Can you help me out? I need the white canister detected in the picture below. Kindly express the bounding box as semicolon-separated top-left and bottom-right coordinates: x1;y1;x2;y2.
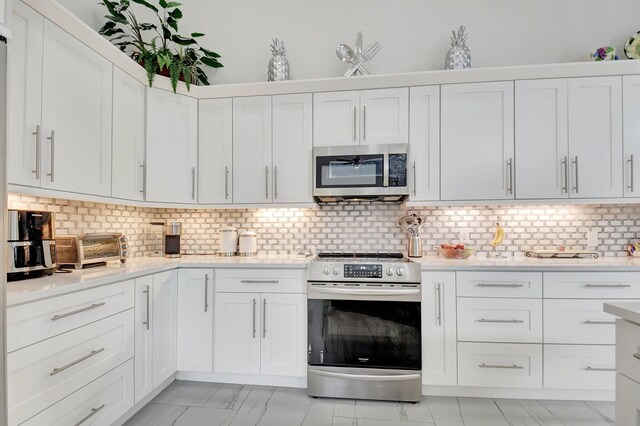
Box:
218;225;238;256
238;230;257;256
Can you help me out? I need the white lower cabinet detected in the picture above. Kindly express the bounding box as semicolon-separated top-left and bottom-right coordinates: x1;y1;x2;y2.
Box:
617;373;640;426
544;344;615;390
177;269;214;372
458;342;543;388
134;275;153;403
421;272;457;386
543;299;618;345
21;359;134;426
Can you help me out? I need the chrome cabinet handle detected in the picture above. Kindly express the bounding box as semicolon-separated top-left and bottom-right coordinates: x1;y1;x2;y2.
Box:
435;283;442;326
73;404;106;426
204;274;209;313
585;366;615;372
46;130;55;182
263;298;267;338
363;105;367;141
507;158;513;195
143;285;150;330
412;161;417;196
252;298;257;338
561;156;568;194
478;318;524;324
50;347;105;376
51;302;106;321
225;166;230;200
353;106;357;142
274;166;278;200
479;363;524;370
633;353;640;360
476;283;524;288
265;166;269;199
628;155;635;193
572;156;579;194
583;320;615;325
139;162;146;194
32;125;41;178
241;279;279;284
584;283;631;288
191;167;196;200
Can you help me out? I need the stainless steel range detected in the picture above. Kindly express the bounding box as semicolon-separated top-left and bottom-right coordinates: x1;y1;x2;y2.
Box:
307;252;422;402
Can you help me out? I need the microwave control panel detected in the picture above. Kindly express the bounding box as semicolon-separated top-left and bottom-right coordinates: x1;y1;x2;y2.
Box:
388;154;407;187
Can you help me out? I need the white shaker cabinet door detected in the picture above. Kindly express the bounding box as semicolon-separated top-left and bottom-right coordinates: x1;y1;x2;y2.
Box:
421;272;457;386
568;76;623;198
260;293;306;377
177;269;214;373
41;21;113;196
360;88;409;145
232;96;272;204
624;75;640;198
112;67;146;201
199;98;233;204
214;292;261;375
8;1;43;187
152;270;178;387
134;276;153;404
441;81;515;201
515;79;569;199
272;93;313;203
409;86;440;201
146;88;198;204
313;91;360;146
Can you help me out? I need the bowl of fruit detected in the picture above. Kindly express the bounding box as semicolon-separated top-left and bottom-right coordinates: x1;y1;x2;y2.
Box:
438;243;476;259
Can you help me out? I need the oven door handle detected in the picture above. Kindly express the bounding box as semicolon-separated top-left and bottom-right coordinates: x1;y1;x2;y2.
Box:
310;288;420;296
309;369;421;382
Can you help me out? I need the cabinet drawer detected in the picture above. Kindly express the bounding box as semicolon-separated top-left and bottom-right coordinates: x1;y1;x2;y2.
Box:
8;310;134;426
544;299;618;344
457;272;542;298
616;318;640;384
544;272;640;298
616;373;640;426
215;268;305;293
457;298;542;343
21;359;134;426
8;280;134;352
458;342;542;388
544;344;615;390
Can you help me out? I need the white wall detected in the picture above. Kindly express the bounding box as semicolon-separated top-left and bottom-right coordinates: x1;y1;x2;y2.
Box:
58;0;640;85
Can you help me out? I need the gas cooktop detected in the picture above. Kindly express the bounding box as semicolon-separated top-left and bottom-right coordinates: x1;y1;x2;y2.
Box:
315;252;411;262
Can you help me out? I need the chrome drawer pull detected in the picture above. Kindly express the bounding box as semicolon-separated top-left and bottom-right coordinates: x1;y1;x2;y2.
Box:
436;283;443;326
73;404;106;426
583;320;615;325
479;363;524;370
476;283;524;288
263;298;267;338
584;284;631;288
204;274;209;313
252;298;257;338
633;353;640;360
585;366;615;372
143;285;150;330
241;280;279;284
51;302;106;321
478;318;524;324
50;347;105;376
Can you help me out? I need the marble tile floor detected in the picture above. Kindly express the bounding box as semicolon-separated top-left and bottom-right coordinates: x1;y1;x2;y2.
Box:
124;380;616;426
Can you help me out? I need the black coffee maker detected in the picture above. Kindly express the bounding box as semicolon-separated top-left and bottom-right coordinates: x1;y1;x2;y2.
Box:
7;210;57;281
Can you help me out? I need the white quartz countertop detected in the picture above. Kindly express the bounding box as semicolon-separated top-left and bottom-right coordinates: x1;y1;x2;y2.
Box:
604;302;640;325
6;255;311;307
415;255;640;271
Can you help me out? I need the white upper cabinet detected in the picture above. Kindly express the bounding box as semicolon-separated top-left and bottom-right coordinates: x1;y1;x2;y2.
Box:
112;67;146;201
41;21;113;196
233;96;272;204
313;88;408;147
146;88;198;204
568;76;623;198
8;1;43;188
272;93;313;203
177;269;213;373
515;79;569;199
441;81;515;201
409;86;440;201
623;75;640;198
199;98;233;204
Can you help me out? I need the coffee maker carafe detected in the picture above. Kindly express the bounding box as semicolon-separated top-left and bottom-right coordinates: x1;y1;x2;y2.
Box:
7;210;57;281
163;221;182;258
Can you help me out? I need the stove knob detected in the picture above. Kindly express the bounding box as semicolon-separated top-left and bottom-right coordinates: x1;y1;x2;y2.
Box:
323;266;331;275
333;267;340;275
386;267;394;276
396;267;405;277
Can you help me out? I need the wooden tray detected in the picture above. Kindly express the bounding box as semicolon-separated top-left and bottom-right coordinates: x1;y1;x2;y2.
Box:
525;250;599;259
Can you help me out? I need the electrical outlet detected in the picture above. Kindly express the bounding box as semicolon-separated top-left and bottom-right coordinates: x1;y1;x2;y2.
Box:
587;230;599;248
459;228;470;243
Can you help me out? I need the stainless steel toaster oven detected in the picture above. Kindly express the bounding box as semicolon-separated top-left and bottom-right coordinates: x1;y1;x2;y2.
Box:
55;233;129;269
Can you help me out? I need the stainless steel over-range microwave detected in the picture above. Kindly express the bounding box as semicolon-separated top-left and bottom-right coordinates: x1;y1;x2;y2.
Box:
312;143;409;203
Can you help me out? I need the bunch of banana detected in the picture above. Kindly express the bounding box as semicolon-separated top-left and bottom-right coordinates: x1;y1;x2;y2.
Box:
490;221;505;247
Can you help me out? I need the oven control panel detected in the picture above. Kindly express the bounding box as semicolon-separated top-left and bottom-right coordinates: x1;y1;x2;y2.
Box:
344;264;382;279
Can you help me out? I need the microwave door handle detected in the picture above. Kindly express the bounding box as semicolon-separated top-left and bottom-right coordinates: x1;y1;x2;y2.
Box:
383;152;389;187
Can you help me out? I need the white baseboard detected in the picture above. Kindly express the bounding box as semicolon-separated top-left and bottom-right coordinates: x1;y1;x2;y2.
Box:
422;384;615;401
176;371;307;388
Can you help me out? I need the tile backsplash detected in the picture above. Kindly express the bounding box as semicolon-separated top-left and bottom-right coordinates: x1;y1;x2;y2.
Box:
9;193;640;257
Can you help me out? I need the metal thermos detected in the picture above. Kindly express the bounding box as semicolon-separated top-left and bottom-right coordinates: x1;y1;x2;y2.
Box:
163;221;182;258
408;235;422;258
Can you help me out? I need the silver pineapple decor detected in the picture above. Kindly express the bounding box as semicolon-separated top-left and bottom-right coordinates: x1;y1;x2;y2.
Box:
445;26;471;70
268;38;290;81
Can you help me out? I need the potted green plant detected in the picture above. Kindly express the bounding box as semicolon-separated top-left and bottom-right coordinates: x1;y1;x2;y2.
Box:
98;0;223;92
